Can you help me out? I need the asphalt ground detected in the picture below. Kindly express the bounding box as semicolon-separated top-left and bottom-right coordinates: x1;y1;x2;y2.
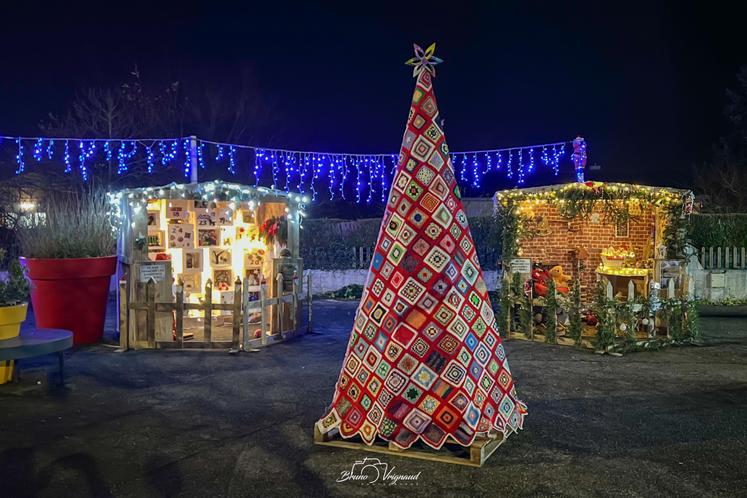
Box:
1;299;745;497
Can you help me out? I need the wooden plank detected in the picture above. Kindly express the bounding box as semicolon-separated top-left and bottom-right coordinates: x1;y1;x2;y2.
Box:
260;284;268;346
146;278;156;349
314;425;503;468
709;247;714;269
175;280;184;348
743;247;746;269
204;279;213;344
700;247;705;267
232;277;242;347
118;279;129;351
717;247;722;269
155;341;235;350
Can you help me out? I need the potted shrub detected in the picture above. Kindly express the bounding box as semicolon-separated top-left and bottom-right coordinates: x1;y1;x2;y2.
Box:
18;189;116;345
0;252;31;383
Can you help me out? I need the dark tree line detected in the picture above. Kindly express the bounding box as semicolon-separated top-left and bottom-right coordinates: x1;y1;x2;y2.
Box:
694;65;747;213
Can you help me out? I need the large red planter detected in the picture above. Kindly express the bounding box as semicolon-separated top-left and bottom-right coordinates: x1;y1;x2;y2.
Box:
21;256;117;345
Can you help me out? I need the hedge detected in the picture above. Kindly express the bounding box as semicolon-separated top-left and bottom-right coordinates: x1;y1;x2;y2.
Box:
301;216;502;270
688;214;747;248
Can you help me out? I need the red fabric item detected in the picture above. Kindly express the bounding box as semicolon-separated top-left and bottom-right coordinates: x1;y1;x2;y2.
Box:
316;66;526;450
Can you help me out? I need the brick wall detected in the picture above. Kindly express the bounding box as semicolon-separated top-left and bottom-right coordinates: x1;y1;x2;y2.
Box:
517;202;657;301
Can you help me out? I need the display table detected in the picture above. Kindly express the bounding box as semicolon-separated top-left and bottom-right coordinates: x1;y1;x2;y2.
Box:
0;328;72;385
596;266;650;299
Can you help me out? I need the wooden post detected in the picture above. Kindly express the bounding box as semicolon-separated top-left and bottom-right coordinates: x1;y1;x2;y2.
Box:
307;272;313;333
204;279;213;344
118;280;129;351
709;247;714;269
742;247;746;269
175;279;184;348
292;271;299;333
242;275;250;350
717;247;722;269
146;278;156;349
700;247;705;268
734;246;738;269
260;283;268;346
232;277;242;347
277;272;284;335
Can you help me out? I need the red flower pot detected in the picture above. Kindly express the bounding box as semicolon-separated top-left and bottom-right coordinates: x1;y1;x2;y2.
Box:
21;256;117;345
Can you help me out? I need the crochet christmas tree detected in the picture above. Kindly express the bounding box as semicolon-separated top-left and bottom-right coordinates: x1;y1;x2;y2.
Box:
316;43;526;450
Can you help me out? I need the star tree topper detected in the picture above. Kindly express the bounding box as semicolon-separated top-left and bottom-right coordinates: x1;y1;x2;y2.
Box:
405;42;443;78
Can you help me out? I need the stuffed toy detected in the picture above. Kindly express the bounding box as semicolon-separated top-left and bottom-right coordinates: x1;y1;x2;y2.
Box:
548;265;571;293
531;267;551;296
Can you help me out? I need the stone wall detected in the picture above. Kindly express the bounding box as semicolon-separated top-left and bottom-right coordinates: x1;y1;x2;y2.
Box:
301;269;500;299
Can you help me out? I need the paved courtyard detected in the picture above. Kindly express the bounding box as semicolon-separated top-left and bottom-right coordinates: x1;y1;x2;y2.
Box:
1;300;746;497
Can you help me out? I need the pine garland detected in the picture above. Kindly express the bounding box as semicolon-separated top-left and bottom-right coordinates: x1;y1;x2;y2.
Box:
593;281;616;351
568;278;583;345
545;279;558;344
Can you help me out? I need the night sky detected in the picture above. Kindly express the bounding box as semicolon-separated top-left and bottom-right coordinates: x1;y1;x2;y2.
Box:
2;2;745;191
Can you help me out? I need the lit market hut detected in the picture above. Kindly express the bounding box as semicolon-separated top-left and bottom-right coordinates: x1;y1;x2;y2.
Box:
495;181;699;352
112;181;307;349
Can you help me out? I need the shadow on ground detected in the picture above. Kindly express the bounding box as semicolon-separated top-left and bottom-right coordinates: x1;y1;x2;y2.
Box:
2;300;746;497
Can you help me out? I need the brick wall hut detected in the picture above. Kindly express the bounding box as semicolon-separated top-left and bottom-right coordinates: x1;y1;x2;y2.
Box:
495;182;693;304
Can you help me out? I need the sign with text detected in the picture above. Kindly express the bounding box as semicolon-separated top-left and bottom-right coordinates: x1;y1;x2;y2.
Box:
139;262;167;283
509;258;531;275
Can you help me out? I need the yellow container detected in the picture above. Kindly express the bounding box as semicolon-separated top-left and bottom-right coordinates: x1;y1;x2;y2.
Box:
0;303;28;384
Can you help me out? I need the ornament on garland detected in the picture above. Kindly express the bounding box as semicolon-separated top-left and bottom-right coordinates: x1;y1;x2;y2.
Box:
258;216;288;246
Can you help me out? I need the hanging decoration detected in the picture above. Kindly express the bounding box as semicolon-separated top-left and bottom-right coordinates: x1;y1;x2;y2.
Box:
1;134;584;203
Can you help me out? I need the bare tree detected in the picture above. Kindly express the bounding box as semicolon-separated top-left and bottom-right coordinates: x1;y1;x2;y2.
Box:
693;140;747;213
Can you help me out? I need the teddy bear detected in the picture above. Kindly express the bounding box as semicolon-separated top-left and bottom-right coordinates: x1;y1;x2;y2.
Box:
548;265;571;294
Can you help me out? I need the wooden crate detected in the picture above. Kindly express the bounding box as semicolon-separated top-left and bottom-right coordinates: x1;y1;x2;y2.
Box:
313;425;504;467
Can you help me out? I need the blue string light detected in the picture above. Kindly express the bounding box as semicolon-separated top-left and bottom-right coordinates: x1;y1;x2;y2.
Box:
117;141;137;175
63;140;72;173
4;135;582;201
158;140;178;167
15;138;25;174
225;143;236;175
254;149;264;186
146;144;156;174
46;139;54;159
182;138;192;178
32;138;43;162
506;150;513;179
528;148;535;174
78;140;97;181
104;141;113;162
471;153;480;189
198;142;206;169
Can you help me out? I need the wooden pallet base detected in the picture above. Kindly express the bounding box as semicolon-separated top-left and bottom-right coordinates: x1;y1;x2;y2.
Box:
313;425;503;467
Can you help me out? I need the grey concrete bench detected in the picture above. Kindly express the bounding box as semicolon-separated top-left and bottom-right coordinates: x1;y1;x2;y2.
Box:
0;329;73;385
